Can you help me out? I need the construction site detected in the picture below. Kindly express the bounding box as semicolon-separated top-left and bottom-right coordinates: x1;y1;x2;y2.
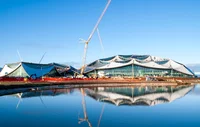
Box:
0;0;199;87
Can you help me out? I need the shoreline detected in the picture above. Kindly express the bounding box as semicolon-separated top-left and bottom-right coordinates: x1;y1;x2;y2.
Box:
0;77;199;89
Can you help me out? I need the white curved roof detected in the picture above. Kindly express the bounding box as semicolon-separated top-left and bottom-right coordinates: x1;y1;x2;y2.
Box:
0;63;21;77
85;55;195;76
0;62;55;77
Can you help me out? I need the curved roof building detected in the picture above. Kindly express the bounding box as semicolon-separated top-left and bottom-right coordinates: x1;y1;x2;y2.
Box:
0;62;78;78
85;55;195;77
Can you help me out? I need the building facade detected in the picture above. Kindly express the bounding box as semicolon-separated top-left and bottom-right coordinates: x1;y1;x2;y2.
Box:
84;55;195;78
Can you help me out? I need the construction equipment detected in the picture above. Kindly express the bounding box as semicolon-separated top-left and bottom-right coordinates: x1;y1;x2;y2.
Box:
80;0;111;75
17;50;23;62
97;28;104;54
39;52;46;64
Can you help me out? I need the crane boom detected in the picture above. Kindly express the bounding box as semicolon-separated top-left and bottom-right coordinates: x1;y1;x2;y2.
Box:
81;0;111;74
17;50;23;62
97;28;104;53
39;52;46;64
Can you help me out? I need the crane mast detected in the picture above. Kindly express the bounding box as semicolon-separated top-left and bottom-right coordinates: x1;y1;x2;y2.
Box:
80;0;111;75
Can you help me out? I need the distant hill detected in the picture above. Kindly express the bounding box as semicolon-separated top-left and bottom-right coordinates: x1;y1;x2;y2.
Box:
187;64;200;77
0;67;2;72
187;64;200;72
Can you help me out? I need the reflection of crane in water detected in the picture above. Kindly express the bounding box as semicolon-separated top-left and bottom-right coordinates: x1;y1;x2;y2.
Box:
78;88;106;127
97;103;105;127
16;93;23;109
78;88;92;127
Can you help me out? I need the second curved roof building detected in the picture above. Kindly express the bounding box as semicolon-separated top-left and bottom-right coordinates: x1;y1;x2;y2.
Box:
84;55;195;78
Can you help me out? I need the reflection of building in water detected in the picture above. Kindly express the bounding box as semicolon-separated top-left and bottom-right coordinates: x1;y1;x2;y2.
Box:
85;86;194;106
0;86;76;109
19;89;73;98
1;87;75;99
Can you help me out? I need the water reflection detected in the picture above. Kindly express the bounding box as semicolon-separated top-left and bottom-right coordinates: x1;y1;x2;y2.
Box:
78;88;92;127
85;85;194;106
0;85;194;106
0;84;196;127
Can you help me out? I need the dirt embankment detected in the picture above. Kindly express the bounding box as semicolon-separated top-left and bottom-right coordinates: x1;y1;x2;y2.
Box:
0;77;199;88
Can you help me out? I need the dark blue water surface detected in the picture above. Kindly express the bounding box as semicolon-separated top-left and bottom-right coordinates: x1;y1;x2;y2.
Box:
0;84;200;127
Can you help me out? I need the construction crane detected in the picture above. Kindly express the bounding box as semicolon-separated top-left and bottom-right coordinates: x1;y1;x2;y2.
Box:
80;0;111;75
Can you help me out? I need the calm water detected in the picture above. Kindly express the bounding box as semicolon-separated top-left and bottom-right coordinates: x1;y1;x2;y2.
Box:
0;84;200;127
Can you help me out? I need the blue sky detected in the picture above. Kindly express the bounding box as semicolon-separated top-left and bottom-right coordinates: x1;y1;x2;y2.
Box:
0;0;200;67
